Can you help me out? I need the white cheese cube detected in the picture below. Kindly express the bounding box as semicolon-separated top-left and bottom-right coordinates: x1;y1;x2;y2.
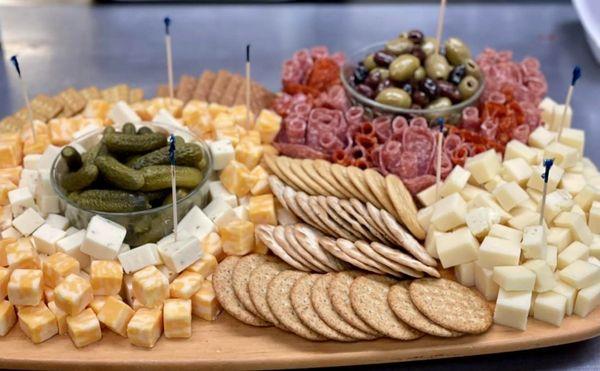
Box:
430;193;467;232
591;236;600;258
557;241;589;269
208;140;235;170
474;262;499;301
23;154;41;170
44;214;69;231
502;158;533;186
118;243;162;274
454;262;475;287
573;281;600;317
574;185;600;212
554;212;593;245
73;123;102;139
527;187;543;204
552;281;577;315
504;139;537;165
522;259;557;293
543;190;574;224
81;215;127;260
559;260;600;289
37;195;60;217
528;126;557;149
18;169;39;195
37;145;61;171
470;194;512;222
534;292;566;326
494;289;531;331
546;245;558;271
157;264;178;283
488;224;523;242
153;109;182;127
547;227;573;252
65;226;79;236
435;227;479;268
465;149;502;184
493;182;529;212
32;224;67;255
424;228;442;259
416;184;437;207
208;181;237;207
158;237;202;273
2;227;21;239
8;188;35;217
203;199;238;229
465;207;500;239
107;101;141;127
460;184;487;202
484;175;506;193
545;142;578;169
493;266;536;291
520;198;539;212
157;230;193;248
538;97;556;127
561;173;586;196
559;128;585;154
276;206;299;225
233;205;248;221
177;206;216;242
589;202;600;234
416;205;434;231
508;209;541;231
12;207;45;236
440;165;471;197
119;243;130;254
56;230;90;269
527;164;564;193
522;225;547;260
568;161;584;174
478;236;521;268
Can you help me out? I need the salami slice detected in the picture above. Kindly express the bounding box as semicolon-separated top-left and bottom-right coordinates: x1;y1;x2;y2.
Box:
373;116;392;143
391;116;408;133
512;124;530;143
443;133;462;156
286;117;308;144
274;143;328;160
402;126;435;175
381;140;403;172
451;144;470;166
319;131;344;153
402;175;436;195
345;106;364;126
409;117;428;128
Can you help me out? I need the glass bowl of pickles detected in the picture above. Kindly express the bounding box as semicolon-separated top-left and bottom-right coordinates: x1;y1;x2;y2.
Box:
341;30;485;123
50;121;213;247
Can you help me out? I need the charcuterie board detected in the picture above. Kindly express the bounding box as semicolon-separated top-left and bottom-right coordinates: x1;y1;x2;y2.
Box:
1;308;599;370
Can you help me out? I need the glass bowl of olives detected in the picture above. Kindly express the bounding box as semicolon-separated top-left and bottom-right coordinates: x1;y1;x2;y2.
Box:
50;121;214;247
341;31;484;122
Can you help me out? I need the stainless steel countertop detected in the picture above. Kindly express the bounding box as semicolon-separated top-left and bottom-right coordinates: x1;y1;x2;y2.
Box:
0;2;599;370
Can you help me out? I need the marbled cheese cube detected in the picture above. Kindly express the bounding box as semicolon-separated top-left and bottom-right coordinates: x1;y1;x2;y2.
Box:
494;289;531;331
163;299;192;339
1;227;20;241
66;308;101;348
552;281;577;316
557;241;589;270
254;109;281;144
248;194;277;225
192;280;221;321
454;262;475;287
47;300;68;335
545;142;578;169
170;271;204;299
554;212;593;245
504;139;537;164
54;273;93;316
81;216;127;260
185;253;217;278
43;286;54;303
478;236;521;268
127;307;163;348
492;266;536;291
0;268;9;299
573;281;600;317
90;260;123;296
132;266;169;308
435;227;479;268
493;182;530;212
488;224;523;242
18;302;58;343
8;269;43;306
250;165;270;195
430;193;467;232
220;160;254;197
56;230;90;269
6;238;40;270
220;220;255;256
97;296;134;337
559;260;600;289
89;295;122;315
527;164;564;193
12;207;44;236
235;140;263;169
522;260;556;293
0;300;16;336
42;252;80;288
474;262;499;301
522;225;547;260
534;292;567;326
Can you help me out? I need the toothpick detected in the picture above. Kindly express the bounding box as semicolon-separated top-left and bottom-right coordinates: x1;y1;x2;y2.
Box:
539;158;554;226
169;134;179;241
435;118;445;202
164;17;174;103
10;55;36;142
245;44;252;129
434;0;448;55
557;66;581;141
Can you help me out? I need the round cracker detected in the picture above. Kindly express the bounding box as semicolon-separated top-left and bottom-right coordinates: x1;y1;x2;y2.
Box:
349;198;390;238
370;242;440;278
311;274;377;340
285;225;331;273
329;271;380;336
282;186;313;226
290;159;329;196
354;240;423;278
273;225;320;272
256;225;310;271
346;166;383;209
213;256;271;327
291;274;355;341
264;155;295;188
232;254;276;319
268;175;289;209
364;169;398;219
267;270;327;341
388;282;461;337
312;196;360;241
331;164;366;202
366;202;397;243
380;209;437;267
302;159;346;199
295;192;336;236
318;237;381;274
335;239;402;278
326;196;380;242
349;275;422;340
248;260;291;327
294;224;347;271
339;199;394;245
276;156;317;195
385;174;426;240
314;160;353;199
409;278;493;334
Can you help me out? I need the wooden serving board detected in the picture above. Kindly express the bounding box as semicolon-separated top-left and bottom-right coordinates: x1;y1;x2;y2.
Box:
1;307;599;370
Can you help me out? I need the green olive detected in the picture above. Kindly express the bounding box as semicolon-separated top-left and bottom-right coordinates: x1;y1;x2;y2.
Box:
389;55;420;82
424;54;451;80
363;54;377;71
458;75;480;99
421;37;439;56
444;37;472;66
426;97;453;110
413;66;426;81
385;38;414;55
398;31;409;39
370;67;390;81
375;88;412;108
464;58;482;79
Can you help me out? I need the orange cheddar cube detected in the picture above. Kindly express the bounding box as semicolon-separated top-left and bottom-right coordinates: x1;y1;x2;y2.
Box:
181;100;209;126
127;307;163;348
18;302;58;343
83;99;112;120
0;166;22;185
43;252;80;288
250;165;270;195
170;271;204;299
0;267;9;299
97;296;135;337
235;140;264;170
8;269;43;306
0;300;17;336
146;97;183;118
0;142;20;169
90;260;123;296
66;308;102;348
192;280;221;321
220;220;255;256
255;110;282;144
201;233;225;262
132;266;169;309
215;126;241;146
163;299;191;339
0;180;17;206
54;274;93;316
43;286;55;303
47;300;68;335
207;103;230;118
186;253;218;279
220;161;254;197
89;295;122;315
248;194;277;226
213;112;236;129
229;105;253;127
242;130;262;146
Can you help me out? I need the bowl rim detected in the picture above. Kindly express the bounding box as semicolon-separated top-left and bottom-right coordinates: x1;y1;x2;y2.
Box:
50;121;214;218
340;41;485;115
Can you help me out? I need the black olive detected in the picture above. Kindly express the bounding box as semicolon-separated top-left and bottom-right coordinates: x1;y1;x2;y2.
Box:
412;90;430;107
420;78;439;99
353;65;369;84
365;70;384;89
356;84;375;99
401;83;413;95
437;80;462;102
411;48;427;64
373;51;395;67
407;30;424;44
449;64;467;85
376;79;393;94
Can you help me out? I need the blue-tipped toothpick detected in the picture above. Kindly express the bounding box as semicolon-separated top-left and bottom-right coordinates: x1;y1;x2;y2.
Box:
169;134;179;240
164;17;174;102
10;55;36;142
557;66;581;140
539;158;554;225
435;117;445;202
245;44;252;129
